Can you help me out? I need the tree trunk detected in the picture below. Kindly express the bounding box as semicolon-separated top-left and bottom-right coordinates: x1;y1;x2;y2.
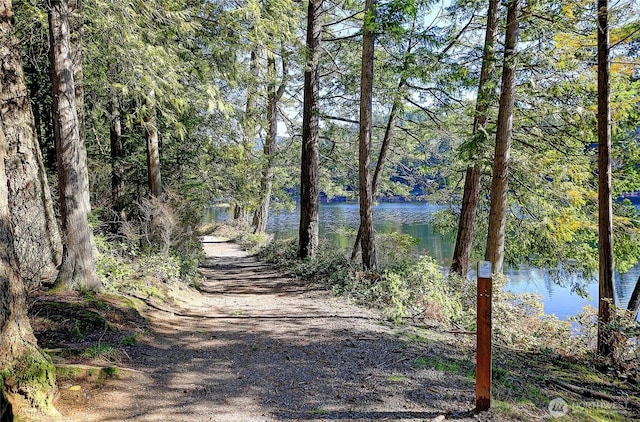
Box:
0;2;57;415
144;89;162;198
237;49;259;221
68;0;91;211
451;165;481;275
298;0;322;259
243;50;259;148
596;0;616;358
233;204;248;223
0;123;58;420
350;15;419;261
69;0;83;135
351;83;402;261
627;276;640;321
450;0;499;277
253;55;286;234
24;61;57;175
110;88;125;227
485;0;521;275
357;0;377;271
0;0;62;288
23;63;53;173
48;0;99;291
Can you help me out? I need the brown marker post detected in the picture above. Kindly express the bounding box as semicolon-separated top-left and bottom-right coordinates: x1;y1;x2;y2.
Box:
476;260;493;411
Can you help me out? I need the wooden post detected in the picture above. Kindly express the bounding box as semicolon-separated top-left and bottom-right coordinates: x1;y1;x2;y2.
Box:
476;260;493;411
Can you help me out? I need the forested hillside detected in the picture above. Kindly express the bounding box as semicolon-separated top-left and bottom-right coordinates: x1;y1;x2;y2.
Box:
0;0;639;419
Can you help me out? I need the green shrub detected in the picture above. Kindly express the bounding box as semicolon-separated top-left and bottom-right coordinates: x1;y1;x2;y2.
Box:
571;305;640;372
257;233;640;366
95;226;203;294
259;237;356;284
237;231;272;253
96;248;134;286
258;237;473;326
376;232;420;270
374;256;476;325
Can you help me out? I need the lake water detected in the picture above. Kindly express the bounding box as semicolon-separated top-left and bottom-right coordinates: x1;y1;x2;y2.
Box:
209;202;639;320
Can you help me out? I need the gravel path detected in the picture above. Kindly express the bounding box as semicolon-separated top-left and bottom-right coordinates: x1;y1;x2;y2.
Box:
58;236;487;422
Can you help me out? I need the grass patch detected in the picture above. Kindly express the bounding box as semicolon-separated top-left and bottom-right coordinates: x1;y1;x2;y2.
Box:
55;366;81;379
415;356;461;373
488;347;640;421
414;354;476;382
56;344;121;363
309;408;330;415
55;365;120;384
33;301;108;341
101;367;119;378
567;405;630;422
81;344;116;359
121;333;142;346
492;400;523;420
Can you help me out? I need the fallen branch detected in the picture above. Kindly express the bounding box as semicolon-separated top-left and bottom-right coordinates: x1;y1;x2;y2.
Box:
549;379;640;409
55;363;142;373
443;330;476;335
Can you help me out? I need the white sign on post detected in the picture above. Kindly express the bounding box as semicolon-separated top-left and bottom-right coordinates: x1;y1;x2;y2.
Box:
478;261;492;278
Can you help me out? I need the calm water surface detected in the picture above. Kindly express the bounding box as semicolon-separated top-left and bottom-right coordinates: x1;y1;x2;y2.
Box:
209;202;638;320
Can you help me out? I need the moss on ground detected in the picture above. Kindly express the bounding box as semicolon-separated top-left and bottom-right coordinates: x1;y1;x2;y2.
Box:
56;365;120;384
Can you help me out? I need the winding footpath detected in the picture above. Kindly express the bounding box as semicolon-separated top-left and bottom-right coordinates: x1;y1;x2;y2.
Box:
59;237;485;421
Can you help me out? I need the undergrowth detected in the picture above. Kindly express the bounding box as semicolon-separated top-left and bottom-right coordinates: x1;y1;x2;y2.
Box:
95;194;206;294
207;220;272;253
257;235;640;369
257;233;640;420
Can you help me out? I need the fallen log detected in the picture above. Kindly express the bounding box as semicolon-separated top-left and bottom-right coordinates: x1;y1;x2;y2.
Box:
549;379;640;409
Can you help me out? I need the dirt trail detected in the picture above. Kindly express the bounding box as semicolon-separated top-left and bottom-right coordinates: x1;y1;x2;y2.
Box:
57;237;483;422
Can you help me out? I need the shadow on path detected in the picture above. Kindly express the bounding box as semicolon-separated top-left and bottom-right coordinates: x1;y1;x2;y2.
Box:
66;237;479;421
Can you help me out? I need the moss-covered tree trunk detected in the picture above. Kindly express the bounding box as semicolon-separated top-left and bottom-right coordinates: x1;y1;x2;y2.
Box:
0;3;57;416
0;125;57;420
0;0;62;288
48;0;99;291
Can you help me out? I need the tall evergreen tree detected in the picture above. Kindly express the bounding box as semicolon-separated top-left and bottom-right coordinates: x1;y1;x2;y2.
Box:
1;0;62;286
48;0;99;290
596;0;616;358
450;0;499;277
253;53;287;233
358;0;377;270
485;0;521;274
145;88;162;198
298;0;323;259
0;0;57;414
110;85;125;224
